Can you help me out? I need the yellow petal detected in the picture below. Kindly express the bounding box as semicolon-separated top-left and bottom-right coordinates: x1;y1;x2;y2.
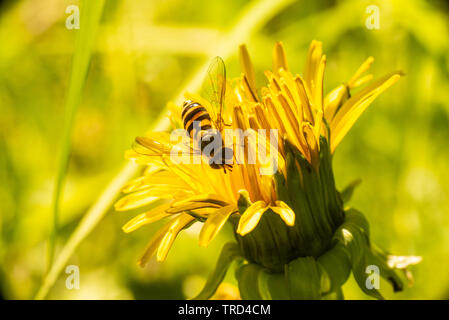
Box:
143;169;190;187
254;103;271;129
199;205;236;247
304;40;322;90
314;109;324;142
166;202;222;214
264;96;288;136
139;214;195;266
237;201;269;236
239;44;257;99
271;201;295;226
314;54;326;112
273;41;288;74
324;57;375;122
156;214;195;262
351;74;373;88
233;104;249;131
122;202;172;233
170;194;228;208
121;167;170;193
348;56;374;88
124;148;166;166
323;84;349;122
122;176;149;194
114;189;160;211
302;123;318;164
147;185;191;198
135;134;173;155
279;69;303;122
138;222;171;267
241;75;258;102
331;73;401;152
294;75;315;124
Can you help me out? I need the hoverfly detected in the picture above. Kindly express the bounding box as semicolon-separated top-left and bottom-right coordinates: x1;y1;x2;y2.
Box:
133;57;234;173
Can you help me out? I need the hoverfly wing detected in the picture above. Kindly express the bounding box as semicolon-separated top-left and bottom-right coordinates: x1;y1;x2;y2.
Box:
132;135;201;158
199;56;226;132
132;136;172;156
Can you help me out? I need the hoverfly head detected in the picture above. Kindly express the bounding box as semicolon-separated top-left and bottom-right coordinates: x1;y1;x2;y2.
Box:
183;99;193;108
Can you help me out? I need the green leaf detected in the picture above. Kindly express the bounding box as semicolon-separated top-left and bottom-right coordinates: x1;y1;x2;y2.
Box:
193;242;243;300
340;179;362;203
285;256;321;300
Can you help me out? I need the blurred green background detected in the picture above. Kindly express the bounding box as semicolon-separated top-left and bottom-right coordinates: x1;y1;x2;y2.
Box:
1;0;449;299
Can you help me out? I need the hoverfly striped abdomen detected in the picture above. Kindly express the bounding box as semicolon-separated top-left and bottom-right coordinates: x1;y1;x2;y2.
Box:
182;100;213;139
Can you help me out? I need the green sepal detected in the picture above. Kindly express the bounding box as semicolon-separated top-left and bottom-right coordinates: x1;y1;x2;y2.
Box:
285;138;339;251
322;287;344;300
317;242;351;293
318;136;344;228
235;263;290;300
285;256;321;300
237;189;252;214
296;151;332;238
193;242;243;300
352;253;384;300
273;170;290;207
235;263;264;300
333;208;384;299
340;179;362;203
333;209;368;264
283;144;324;257
344;208;371;240
366;245;404;292
258;270;290;300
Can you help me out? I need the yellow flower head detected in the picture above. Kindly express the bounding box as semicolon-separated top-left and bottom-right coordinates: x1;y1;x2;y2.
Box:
115;41;401;267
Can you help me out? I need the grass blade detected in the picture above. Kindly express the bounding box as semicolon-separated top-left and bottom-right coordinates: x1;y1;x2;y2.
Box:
47;0;106;270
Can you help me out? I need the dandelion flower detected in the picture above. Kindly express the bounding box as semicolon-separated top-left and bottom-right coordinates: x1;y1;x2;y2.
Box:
116;41;420;299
